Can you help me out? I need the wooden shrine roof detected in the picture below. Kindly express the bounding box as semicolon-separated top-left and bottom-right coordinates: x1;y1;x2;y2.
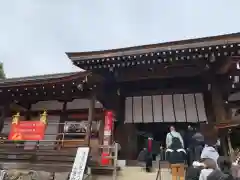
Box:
0;71;103;103
0;71;93;87
67;32;240;71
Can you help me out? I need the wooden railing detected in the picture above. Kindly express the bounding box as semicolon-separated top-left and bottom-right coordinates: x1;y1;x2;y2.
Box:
0;144;119;180
0;121;119;178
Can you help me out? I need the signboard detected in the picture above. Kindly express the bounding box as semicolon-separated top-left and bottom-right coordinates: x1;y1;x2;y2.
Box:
64;120;100;137
8;121;46;141
104;111;113;132
104;111;113;139
69;147;90;180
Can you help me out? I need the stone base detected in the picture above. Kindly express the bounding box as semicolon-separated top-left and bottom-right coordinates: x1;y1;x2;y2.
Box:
0;167;172;180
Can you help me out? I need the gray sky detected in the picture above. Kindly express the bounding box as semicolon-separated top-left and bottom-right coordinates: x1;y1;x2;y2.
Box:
0;0;239;78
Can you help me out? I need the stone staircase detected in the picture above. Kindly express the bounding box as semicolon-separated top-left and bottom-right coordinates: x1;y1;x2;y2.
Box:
0;167;173;180
90;167;172;180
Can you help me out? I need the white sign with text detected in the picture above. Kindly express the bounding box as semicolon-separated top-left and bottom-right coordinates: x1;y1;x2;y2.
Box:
69;147;90;180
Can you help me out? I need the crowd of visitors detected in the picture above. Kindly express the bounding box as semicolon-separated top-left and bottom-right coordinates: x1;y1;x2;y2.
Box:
137;125;239;180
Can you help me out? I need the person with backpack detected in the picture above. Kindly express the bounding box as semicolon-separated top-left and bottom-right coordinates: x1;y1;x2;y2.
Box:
166;126;184;148
166;137;186;164
166;137;186;180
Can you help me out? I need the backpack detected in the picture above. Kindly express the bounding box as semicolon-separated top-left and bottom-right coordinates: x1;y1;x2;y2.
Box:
170;133;181;145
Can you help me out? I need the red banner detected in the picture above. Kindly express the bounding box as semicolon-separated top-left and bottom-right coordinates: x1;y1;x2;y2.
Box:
8;121;46;141
104;111;113;136
102;111;114;165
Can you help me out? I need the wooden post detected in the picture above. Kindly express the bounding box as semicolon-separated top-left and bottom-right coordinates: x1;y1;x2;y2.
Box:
0;106;6;132
57;101;67;149
171;164;185;180
211;82;227;123
85;94;96;146
211;81;228;155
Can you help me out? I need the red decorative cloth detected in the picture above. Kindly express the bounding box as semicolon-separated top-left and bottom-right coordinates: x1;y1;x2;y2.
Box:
147;138;153;152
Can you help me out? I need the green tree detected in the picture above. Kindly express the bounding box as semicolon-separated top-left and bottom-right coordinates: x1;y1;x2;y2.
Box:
0;63;6;79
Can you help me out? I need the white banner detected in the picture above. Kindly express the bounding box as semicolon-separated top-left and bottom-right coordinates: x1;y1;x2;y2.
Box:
69;147;90;180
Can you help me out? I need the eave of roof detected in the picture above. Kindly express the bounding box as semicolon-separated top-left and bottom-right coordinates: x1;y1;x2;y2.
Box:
0;71;92;88
66;32;240;61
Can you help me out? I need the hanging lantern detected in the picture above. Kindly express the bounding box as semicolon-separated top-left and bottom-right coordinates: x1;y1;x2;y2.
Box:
237;62;240;70
234;76;239;83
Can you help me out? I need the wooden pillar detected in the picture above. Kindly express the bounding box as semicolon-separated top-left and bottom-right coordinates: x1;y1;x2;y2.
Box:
57;101;67;148
211;81;228;155
85;94;96;146
0;106;6;132
24;104;32;120
59;101;67;132
211;82;227;123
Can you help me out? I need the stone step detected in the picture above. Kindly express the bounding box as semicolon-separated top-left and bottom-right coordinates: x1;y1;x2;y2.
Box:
88;167;172;180
0;167;173;180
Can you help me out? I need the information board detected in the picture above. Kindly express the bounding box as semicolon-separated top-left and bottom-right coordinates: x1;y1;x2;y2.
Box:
8;121;46;140
69;147;90;180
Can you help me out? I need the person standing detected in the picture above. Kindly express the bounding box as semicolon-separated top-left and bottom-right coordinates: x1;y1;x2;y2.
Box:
166;137;186;180
192;127;204;161
200;125;219;168
145;137;153;172
166;126;184;148
185;125;195;165
113;141;121;158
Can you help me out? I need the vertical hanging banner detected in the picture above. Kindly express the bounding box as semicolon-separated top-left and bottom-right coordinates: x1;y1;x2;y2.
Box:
103;111;113;145
8;111;47;141
101;110;114;165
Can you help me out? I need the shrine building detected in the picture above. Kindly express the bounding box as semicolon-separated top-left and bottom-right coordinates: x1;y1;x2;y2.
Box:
0;33;239;168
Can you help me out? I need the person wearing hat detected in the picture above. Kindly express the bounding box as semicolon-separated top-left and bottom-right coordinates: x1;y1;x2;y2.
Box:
199;158;218;180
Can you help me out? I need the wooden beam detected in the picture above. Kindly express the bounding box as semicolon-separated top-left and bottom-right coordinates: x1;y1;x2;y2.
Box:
58;101;67;136
115;65;202;82
85;94;96;145
216;56;240;74
227;100;240;108
6;108;103;120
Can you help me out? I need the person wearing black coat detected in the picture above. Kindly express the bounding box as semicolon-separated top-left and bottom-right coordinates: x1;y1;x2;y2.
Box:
185;125;195;165
145;137;153;172
191;128;204;161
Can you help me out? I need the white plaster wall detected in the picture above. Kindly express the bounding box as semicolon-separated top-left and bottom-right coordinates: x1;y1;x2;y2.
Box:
1;116;25;134
125;93;207;123
229;92;240;101
67;99;103;110
38;115;60;150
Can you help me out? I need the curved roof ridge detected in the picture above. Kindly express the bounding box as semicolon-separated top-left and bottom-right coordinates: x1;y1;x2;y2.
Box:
66;32;240;60
0;71;91;87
